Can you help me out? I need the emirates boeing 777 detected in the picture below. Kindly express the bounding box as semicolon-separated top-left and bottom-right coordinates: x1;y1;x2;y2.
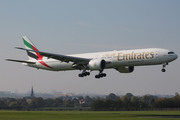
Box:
6;36;178;79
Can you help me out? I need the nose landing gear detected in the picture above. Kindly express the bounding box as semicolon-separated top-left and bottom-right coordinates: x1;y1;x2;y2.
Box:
161;63;168;72
161;68;166;72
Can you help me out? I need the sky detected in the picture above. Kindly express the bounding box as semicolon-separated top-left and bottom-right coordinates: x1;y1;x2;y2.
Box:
1;0;180;95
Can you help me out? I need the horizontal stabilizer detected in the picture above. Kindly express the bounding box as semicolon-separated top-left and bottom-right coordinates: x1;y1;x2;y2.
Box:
6;59;35;64
15;47;24;50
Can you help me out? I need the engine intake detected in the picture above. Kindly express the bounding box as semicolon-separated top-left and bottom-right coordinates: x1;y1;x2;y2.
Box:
88;59;106;70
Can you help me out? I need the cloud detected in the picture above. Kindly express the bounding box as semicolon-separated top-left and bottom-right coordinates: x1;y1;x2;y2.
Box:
76;22;94;28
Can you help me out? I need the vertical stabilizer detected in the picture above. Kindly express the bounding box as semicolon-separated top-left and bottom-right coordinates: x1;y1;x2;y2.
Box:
22;36;39;60
22;36;53;69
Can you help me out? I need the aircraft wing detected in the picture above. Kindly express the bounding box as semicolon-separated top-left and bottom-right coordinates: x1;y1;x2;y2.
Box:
6;59;36;64
16;47;90;64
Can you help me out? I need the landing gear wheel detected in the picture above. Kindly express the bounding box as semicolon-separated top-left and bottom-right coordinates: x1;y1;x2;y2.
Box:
82;73;87;76
78;74;82;77
95;75;100;79
102;73;106;77
95;73;107;79
78;71;90;78
78;73;83;77
87;72;90;76
161;69;166;72
100;74;103;77
161;63;168;73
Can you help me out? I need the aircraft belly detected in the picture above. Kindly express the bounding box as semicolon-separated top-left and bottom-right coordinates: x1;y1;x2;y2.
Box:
48;62;74;71
111;58;160;67
36;61;74;71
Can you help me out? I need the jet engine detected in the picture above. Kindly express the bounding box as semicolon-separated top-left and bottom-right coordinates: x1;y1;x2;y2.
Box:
88;59;106;70
116;66;134;73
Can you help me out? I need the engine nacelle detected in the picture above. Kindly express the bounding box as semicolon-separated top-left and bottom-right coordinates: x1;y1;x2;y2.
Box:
116;66;134;73
88;59;106;70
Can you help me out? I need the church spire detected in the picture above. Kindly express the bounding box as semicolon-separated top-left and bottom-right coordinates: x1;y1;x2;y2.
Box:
30;86;35;98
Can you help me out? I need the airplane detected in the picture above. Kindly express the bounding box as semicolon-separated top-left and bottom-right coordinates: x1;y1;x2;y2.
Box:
6;36;178;79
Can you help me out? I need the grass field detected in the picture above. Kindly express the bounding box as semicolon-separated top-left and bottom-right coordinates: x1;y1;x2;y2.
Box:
0;111;180;120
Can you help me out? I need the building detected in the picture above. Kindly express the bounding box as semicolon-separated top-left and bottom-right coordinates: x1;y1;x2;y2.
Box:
25;87;36;102
30;87;35;99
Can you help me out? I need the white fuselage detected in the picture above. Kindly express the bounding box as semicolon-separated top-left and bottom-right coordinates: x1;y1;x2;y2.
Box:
24;48;178;71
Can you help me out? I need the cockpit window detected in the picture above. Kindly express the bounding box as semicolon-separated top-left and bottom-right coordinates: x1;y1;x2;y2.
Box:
168;52;174;54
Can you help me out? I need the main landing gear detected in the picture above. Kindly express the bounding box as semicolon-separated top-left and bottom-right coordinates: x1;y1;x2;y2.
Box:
78;70;107;79
161;63;168;72
95;71;106;79
95;73;106;79
78;71;90;77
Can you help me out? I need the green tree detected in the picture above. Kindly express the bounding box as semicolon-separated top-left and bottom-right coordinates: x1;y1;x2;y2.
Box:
52;102;58;107
45;98;54;107
21;98;28;107
9;102;18;107
90;100;104;108
115;99;122;108
104;99;115;108
15;98;28;107
107;93;117;100
9;98;16;104
0;100;7;107
142;95;155;105
173;92;180;107
121;96;129;108
54;98;63;104
63;99;71;106
130;96;139;103
34;97;44;107
129;96;140;108
53;98;63;107
28;100;36;108
126;93;133;99
0;99;8;107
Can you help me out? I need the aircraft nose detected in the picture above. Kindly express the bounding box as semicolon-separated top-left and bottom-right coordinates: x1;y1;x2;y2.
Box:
172;54;178;61
175;54;178;60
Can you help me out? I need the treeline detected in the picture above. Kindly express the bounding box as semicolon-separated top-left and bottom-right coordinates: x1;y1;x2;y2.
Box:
0;96;89;108
90;93;180;109
0;93;180;109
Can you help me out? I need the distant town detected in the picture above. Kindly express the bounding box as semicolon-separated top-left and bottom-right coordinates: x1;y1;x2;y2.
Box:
0;87;179;111
0;87;174;99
